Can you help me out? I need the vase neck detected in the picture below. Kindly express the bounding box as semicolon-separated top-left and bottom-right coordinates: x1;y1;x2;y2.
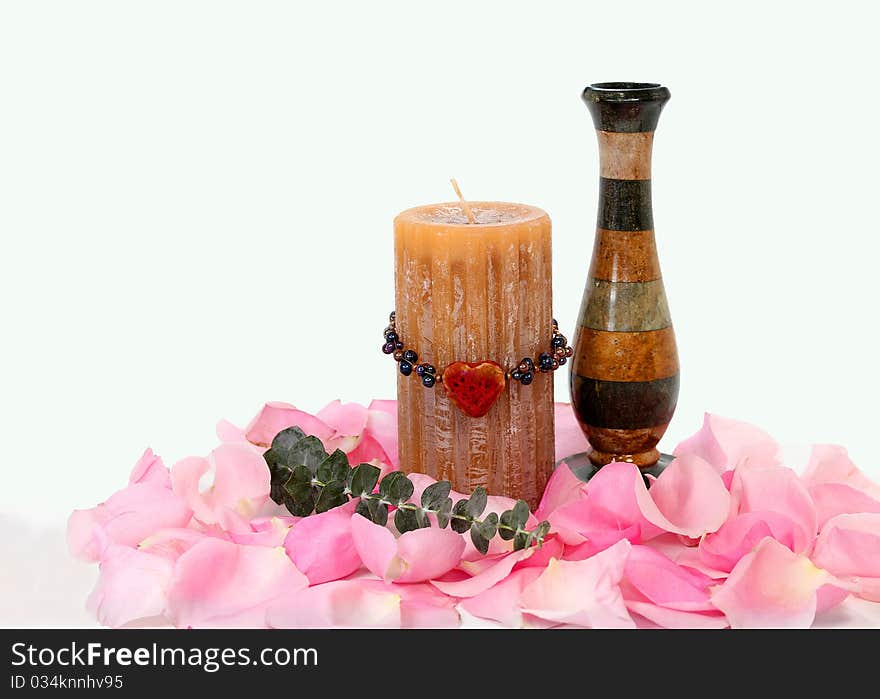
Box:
582;82;670;133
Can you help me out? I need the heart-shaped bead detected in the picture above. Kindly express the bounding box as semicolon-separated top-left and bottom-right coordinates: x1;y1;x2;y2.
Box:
441;361;506;418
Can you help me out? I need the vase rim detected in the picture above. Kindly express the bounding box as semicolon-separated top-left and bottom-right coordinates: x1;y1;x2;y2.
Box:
584;82;670;103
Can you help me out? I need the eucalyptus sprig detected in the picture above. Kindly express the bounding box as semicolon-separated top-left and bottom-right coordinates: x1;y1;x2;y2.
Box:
264;426;551;554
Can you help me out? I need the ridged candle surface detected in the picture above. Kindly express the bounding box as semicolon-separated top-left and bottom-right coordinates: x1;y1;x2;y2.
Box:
571;83;679;468
394;203;554;508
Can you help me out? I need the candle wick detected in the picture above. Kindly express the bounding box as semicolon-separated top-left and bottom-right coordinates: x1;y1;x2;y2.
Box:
450;178;476;224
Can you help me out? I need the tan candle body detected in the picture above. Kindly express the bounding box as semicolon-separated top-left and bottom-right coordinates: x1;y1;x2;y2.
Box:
393;202;554;508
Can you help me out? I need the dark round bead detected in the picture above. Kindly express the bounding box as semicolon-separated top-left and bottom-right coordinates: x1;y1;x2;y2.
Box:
389;311;396;322
421;373;436;388
510;369;523;381
393;349;405;361
423;364;436;375
557;355;567;366
520;357;534;371
552;318;559;328
399;360;413;376
403;349;418;363
552;334;567;349
382;342;396;354
415;364;426;376
385;330;399;343
394;341;404;350
520;371;533;386
550;358;559;370
538;352;554;371
565;346;573;357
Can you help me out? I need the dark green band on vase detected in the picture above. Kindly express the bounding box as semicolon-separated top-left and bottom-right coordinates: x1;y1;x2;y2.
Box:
570;373;680;429
578;279;671;331
582;82;670;133
598;178;653;231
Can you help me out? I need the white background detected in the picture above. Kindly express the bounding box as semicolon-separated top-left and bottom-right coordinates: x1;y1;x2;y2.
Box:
2;2;879;625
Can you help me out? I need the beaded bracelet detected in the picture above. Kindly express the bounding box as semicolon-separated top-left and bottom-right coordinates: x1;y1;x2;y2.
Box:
381;311;573;417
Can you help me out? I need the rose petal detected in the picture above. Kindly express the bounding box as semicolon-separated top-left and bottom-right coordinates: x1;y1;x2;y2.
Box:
171;444;270;525
634;453;731;538
622;545;717;612
391;583;461;628
167;539;308;628
316;400;368;437
699;511;798;573
87;545;173;628
549;462;663;548
67;483;192;562
710;537;829;628
350;513;465;584
128;448;170;487
245;402;335;448
365;400;399;468
536;461;584;520
728;466;817;553
554;402;590;462
459;568;544;627
216;419;248;444
284;504;361;584
808;482;880;530
431;548;534;597
519;539;634;628
267;579;402;628
811;513;880;602
625;601;729;629
674;413;781;474
802;444;880;501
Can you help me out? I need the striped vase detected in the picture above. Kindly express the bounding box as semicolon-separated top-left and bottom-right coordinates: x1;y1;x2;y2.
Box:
570;82;679;469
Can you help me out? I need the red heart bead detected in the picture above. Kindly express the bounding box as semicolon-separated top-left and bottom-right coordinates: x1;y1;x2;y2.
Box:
441;361;507;418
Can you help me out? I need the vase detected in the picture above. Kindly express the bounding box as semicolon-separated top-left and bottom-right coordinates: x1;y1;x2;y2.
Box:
570;82;679;469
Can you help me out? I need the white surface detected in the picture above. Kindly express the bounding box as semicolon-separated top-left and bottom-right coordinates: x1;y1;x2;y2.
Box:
1;2;879;627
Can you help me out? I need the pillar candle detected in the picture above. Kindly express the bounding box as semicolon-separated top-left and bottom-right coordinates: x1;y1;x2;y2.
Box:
393;202;554;509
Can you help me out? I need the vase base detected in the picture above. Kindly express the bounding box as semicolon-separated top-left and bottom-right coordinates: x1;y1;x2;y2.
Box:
562;451;673;484
586;447;660;469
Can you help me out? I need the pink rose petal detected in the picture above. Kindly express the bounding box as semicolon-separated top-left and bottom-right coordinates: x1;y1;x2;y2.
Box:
536;461;584;520
699;511;798;573
245;402;335;448
171;444;270;525
128;448;170;487
674;413;781;474
802;444;880;501
460;568;544;627
812;513;880;602
350;514;465;584
87;545;173;628
728;465;817;553
316;400;368;437
549;462;662;548
623;545;717;612
67;483;192;562
625;601;729;629
284;504;361;584
267;579;401;628
808;482;880;530
519;539;634;628
365;400;399;468
431;548;534;597
167;539;308;628
710;537;830;628
634;453;731;538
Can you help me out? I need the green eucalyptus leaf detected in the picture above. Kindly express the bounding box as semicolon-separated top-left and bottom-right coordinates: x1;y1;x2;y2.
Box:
512;500;531;529
513;530;530;551
264;426;307;470
314;480;348;513
349;463;381;498
379;471;414;505
450;500;471;533
465;487;487;519
285;464;315;504
530;521;551;547
436;498;453;529
498;509;516;540
470;514;499;555
356;497;389;526
316;449;350;484
288;436;330;475
394;507;420;534
421;481;452;510
287;489;317;517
